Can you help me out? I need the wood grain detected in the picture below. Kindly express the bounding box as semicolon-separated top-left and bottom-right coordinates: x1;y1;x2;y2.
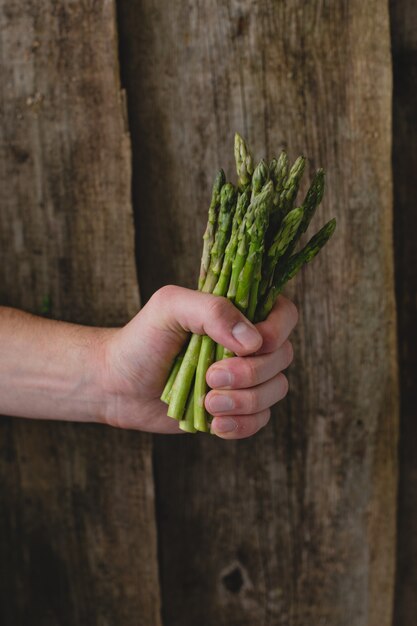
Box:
0;1;161;624
390;2;417;624
118;1;399;625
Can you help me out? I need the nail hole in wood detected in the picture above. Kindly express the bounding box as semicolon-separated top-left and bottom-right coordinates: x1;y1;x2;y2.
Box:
222;566;244;593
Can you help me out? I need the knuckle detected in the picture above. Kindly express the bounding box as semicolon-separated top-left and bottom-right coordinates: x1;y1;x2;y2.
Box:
240;409;271;438
262;324;279;352
246;389;259;413
152;284;177;304
208;296;231;323
242;358;258;386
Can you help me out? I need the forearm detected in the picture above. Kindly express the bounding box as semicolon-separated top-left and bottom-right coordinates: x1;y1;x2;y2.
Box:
0;306;109;423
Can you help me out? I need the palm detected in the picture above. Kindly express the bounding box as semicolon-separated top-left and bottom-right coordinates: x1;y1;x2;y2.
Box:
102;305;187;433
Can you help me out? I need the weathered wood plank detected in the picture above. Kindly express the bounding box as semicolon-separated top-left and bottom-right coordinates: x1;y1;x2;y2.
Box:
390;2;417;624
0;1;161;624
118;1;398;624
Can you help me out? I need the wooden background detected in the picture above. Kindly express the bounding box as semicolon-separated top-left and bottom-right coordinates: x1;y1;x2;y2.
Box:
0;0;414;624
0;2;160;625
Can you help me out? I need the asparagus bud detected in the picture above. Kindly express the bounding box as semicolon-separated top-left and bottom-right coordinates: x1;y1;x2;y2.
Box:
280;155;306;214
198;169;226;289
251;159;269;200
234;132;254;190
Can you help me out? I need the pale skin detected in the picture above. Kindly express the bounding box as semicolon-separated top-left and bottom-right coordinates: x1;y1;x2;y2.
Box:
0;286;298;439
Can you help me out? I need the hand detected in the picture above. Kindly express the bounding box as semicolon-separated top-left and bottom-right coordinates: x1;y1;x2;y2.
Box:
100;285;298;439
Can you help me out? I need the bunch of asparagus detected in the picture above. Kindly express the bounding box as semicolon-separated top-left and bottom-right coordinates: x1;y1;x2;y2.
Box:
161;133;336;433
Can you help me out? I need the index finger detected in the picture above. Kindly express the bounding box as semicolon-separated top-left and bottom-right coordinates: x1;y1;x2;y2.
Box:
255;295;298;354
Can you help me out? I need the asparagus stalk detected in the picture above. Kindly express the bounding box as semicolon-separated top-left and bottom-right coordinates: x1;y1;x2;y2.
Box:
160;347;186;404
246;255;262;322
223;187;272;355
251;159;269;200
194;335;216;432
193;190;251;429
259;206;304;298
256;218;336;321
280;155;306;214
203;183;237;292
266;150;293;243
179;388;197;433
270;150;289;201
167;184;237;420
298;169;325;235
227;181;274;302
235;187;272;313
198;170;226;290
270;168;326;290
276;150;289;192
235;132;254;190
212;189;250;296
215;344;224;361
162;171;227;403
167;334;203;420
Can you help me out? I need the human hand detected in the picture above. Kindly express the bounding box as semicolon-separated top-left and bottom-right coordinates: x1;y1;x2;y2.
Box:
99;286;298;439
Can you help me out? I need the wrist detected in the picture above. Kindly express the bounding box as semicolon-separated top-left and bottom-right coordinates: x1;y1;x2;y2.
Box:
82;327;119;426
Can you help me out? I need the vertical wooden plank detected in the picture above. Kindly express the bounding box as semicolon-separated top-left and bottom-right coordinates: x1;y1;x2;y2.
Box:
118;1;398;624
390;2;417;624
0;1;161;624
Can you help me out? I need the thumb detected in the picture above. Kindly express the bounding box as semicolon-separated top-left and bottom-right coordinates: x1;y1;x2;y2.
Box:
127;285;263;363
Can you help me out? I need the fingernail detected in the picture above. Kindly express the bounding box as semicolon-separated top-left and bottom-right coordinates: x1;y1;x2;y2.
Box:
208;394;234;413
208;368;233;388
232;321;260;350
212;417;238;433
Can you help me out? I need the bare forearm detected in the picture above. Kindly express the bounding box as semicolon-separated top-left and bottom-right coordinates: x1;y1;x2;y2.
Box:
0;306;109;423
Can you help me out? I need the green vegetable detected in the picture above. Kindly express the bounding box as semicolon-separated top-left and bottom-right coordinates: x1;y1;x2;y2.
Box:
198;170;226;290
162;135;336;433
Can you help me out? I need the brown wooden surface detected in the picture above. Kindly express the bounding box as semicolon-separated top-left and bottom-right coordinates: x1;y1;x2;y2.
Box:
391;2;417;624
0;2;161;624
118;1;399;625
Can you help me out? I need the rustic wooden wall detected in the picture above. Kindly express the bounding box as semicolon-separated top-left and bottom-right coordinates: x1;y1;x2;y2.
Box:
0;1;161;624
118;1;399;625
391;2;417;625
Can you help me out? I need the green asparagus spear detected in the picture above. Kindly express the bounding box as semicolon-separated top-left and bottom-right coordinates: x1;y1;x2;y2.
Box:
193;190;251;429
168;184;237;421
228;181;274;301
251;159;269;200
256;218;336;321
179;388;197;433
298;169;325;235
198;170;226;290
203;183;237;292
273;168;326;276
266;150;292;241
280;155;306;214
160;347;186;404
215;344;224;361
194;334;216;432
259;206;304;298
276;151;289;192
213;189;250;297
167;334;203;420
162;172;228;404
234;132;254;190
235;185;272;313
270;150;289;201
